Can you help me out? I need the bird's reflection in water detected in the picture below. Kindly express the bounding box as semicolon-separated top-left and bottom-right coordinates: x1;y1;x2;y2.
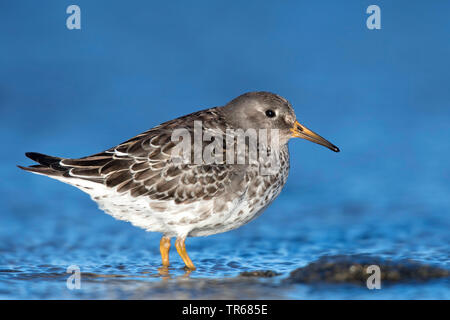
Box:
157;266;192;279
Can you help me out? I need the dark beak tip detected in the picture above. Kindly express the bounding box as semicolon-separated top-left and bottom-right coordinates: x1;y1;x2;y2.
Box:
332;146;340;153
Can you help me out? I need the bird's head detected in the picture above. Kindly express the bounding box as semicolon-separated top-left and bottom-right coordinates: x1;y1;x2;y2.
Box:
222;91;340;152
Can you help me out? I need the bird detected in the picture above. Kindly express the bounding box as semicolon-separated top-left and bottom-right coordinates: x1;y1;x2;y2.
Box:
19;91;339;270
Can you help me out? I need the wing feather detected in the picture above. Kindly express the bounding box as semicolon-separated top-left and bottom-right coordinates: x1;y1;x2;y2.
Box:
30;107;248;206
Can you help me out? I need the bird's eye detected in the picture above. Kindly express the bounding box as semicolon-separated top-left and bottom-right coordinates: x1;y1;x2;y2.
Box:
265;110;276;118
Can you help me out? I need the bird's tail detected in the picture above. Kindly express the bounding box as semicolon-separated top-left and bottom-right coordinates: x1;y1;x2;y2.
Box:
18;152;69;177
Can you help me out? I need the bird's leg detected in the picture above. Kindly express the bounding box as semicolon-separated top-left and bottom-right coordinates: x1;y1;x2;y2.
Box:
159;236;171;267
175;237;196;270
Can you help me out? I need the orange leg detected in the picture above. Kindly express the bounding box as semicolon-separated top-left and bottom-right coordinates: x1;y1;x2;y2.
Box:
175;238;196;270
160;236;171;267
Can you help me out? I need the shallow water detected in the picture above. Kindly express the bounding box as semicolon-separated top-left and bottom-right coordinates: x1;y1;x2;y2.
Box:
1;183;448;299
1;1;449;299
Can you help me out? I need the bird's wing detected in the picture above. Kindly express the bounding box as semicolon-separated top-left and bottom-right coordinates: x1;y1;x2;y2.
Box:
53;108;247;203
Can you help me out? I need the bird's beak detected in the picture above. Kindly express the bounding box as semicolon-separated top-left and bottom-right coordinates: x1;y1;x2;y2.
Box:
291;121;340;152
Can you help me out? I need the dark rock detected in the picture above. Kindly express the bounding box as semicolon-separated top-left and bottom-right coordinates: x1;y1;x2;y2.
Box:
240;270;281;278
286;255;449;285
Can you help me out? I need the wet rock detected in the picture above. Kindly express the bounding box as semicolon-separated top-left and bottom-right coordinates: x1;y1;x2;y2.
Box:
239;270;280;278
286;255;449;285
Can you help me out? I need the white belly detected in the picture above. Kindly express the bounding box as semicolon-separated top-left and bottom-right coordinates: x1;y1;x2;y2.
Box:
77;174;283;238
51;157;288;238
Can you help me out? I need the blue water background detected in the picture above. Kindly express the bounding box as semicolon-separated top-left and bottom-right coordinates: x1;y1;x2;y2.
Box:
0;1;449;299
